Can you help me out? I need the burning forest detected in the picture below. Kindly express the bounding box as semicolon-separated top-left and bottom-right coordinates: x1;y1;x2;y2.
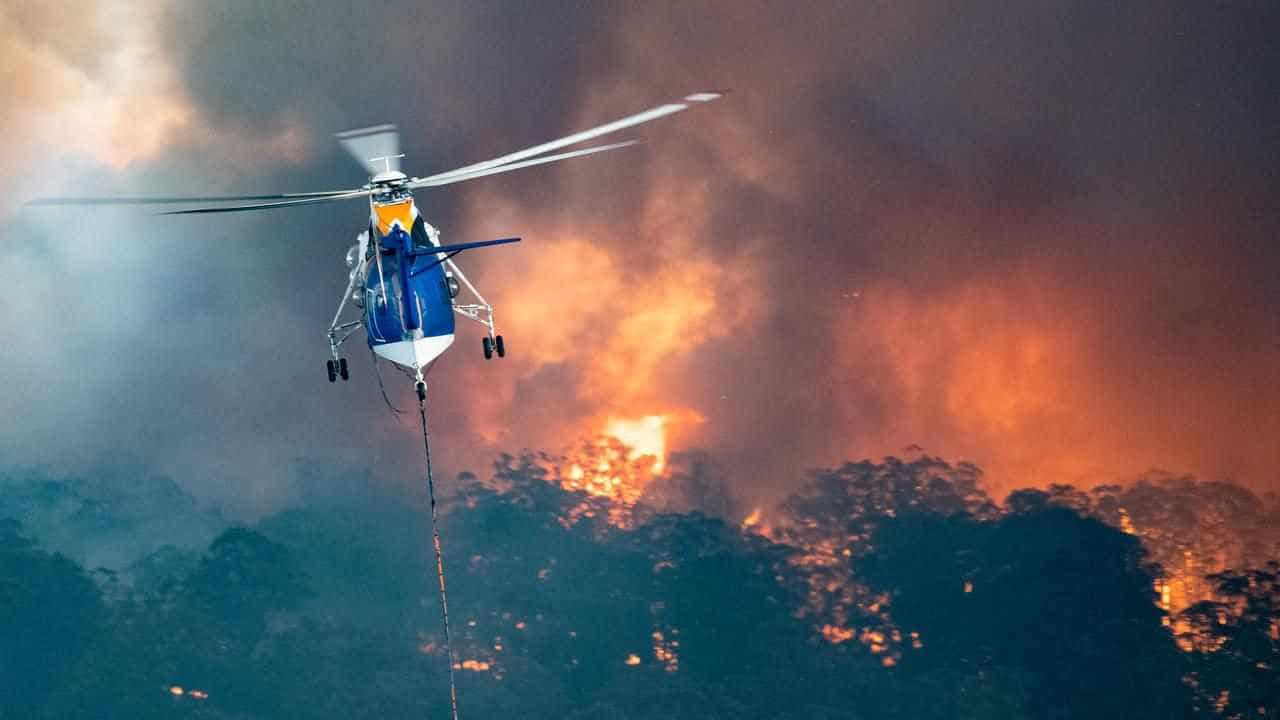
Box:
3;2;1279;718
2;438;1277;719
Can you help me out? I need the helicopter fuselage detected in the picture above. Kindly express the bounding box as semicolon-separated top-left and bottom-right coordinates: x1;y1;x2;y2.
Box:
363;195;457;369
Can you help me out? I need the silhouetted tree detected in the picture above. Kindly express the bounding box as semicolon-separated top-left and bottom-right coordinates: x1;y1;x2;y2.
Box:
18;458;1277;719
1181;562;1280;718
0;520;103;718
859;507;1187;720
1091;476;1280;617
778;456;995;557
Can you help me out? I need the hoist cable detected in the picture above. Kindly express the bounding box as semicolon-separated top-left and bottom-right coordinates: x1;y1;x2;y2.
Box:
417;388;460;720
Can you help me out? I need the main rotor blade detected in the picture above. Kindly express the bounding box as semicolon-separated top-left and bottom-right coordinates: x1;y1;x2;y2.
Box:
411;141;638;189
156;190;371;215
27;189;366;207
412;91;722;186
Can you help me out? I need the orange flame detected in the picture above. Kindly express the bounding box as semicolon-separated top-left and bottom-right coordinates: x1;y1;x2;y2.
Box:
820;625;855;644
603;415;668;473
546;412;701;527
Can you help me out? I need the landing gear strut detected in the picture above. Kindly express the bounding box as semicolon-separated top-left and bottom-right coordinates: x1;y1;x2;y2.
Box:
326;316;360;384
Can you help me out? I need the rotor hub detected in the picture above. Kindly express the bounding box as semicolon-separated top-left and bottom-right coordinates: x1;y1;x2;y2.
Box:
371;170;409;185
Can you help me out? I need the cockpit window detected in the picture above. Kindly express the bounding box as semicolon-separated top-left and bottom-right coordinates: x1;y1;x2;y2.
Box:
411;215;432;250
371;188;411;204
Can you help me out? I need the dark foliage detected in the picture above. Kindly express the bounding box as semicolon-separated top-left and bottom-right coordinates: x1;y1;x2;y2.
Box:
0;460;1275;719
0;520;104;717
1181;563;1280;719
858;507;1186;719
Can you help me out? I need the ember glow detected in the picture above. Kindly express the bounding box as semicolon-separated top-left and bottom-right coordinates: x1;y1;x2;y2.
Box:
651;629;679;672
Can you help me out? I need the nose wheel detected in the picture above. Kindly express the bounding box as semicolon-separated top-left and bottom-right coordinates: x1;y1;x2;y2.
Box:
482;335;506;360
326;357;350;382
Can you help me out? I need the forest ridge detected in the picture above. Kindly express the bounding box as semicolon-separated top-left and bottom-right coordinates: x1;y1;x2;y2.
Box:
1;454;1278;719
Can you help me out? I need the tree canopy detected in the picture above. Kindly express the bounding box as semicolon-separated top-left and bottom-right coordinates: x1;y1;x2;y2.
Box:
0;459;1275;719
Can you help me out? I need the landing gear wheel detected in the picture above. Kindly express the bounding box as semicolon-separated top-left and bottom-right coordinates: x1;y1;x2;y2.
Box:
326;360;337;383
494;335;505;358
338;357;349;381
482;336;494;360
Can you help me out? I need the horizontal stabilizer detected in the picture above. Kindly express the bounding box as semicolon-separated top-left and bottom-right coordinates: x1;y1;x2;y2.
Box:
422;237;521;254
409;237;520;277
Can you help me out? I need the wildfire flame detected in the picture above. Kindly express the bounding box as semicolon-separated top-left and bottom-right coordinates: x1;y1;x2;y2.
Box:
544;411;701;528
603;415;668;474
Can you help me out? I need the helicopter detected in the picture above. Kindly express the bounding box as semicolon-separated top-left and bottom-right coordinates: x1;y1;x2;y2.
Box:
29;92;722;396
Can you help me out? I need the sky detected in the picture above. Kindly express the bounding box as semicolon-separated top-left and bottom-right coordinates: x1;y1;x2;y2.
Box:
1;0;1277;518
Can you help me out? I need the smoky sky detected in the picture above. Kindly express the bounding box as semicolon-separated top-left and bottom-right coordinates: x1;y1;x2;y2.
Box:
1;0;1277;518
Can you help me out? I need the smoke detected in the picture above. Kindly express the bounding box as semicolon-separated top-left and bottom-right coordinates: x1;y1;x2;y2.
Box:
0;1;1276;517
436;1;1280;503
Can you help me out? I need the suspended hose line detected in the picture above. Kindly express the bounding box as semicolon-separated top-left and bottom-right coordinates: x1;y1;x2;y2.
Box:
372;350;408;415
417;386;460;720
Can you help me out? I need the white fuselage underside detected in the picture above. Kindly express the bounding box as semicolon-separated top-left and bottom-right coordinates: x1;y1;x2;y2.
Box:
372;333;455;370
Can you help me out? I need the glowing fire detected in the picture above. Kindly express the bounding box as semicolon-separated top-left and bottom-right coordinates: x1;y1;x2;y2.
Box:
743;508;907;661
652;628;680;672
821;625;855;644
544;412;699;527
603;415;668;473
558;414;671;506
165;685;208;700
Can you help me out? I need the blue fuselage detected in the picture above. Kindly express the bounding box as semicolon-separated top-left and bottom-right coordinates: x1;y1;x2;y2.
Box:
364;223;456;347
